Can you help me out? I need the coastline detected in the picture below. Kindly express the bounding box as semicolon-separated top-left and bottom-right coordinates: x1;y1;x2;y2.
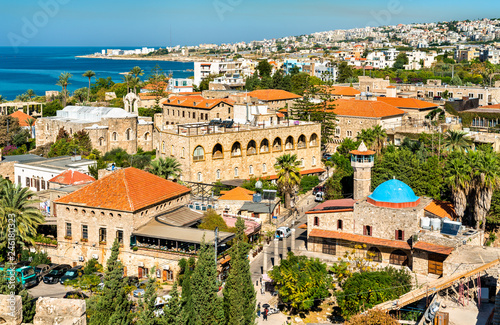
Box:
76;54;200;62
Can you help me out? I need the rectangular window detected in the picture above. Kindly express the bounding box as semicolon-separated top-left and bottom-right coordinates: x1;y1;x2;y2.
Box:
116;230;123;244
363;225;372;236
66;223;72;237
337;220;343;230
82;225;88;240
18;176;21;184
193;112;196;119
478;93;484;100
182;111;185;118
99;228;107;243
41;180;45;190
469;93;474;98
395;230;404;241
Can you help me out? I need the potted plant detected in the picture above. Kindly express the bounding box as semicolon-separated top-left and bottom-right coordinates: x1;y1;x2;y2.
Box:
81;238;88;242
64;235;72;240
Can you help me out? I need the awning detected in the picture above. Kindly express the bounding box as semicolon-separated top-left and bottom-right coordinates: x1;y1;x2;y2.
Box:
413;241;454;255
309;229;411;250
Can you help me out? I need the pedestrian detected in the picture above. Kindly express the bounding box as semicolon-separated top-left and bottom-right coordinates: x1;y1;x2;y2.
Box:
263;308;268;321
257;303;261;317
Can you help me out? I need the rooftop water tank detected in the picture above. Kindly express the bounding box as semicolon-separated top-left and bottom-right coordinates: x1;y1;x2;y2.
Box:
420;217;431;229
430;218;441;231
253;193;262;203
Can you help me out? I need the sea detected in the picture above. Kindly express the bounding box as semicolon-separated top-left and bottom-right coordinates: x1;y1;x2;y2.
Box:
0;47;194;100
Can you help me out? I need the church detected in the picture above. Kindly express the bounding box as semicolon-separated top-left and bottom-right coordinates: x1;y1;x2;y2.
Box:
306;142;483;276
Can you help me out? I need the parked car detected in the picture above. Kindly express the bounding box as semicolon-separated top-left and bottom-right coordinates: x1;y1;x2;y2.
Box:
133;280;148;297
126;276;139;287
34;264;54;282
43;264;71;284
59;265;84;285
275;227;291;239
0;264;38;288
313;186;325;195
64;291;88;299
315;192;324;202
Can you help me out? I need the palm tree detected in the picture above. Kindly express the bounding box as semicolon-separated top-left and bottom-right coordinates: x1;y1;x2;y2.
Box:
122;74;133;94
371;125;387;153
25;118;36;138
356;128;375;150
129;76;142;95
149;157;182;180
0;182;45;250
274;153;301;209
0;95;5;104
26;89;35;100
130;66;144;78
443;130;471;153
82;70;96;103
445;155;472;222
56;72;73;106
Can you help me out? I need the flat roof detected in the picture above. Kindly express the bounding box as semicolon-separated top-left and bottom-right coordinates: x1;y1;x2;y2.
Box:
156;206;204;227
16;156;95;172
1;154;46;164
133;218;234;244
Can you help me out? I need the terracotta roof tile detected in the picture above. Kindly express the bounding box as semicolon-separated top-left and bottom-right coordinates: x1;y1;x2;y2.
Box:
247;89;302;101
219;187;255;201
309;229;411;250
55;167;190;212
49;169;95;186
350;149;376;156
308;199;356;212
322;86;361;97
142;81;168;91
329;99;406;118
10;111;35;127
413;241;454;255
424;200;457;220
481;104;500;109
163;96;234;110
377;97;438;110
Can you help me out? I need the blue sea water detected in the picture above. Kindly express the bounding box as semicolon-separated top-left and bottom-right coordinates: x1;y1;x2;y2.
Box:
0;47;194;100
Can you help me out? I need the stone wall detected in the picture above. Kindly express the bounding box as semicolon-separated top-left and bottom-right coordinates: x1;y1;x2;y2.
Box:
203;90;240;99
0;161;16;182
306;210;355;237
156;122;322;183
160;102;232;125
0;295;22;325
412;249;429;275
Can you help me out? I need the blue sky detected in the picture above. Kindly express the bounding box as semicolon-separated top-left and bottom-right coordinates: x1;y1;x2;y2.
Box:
1;0;499;47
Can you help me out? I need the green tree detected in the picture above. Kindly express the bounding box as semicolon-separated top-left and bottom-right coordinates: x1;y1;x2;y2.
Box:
160;281;182;325
290;72;310;95
269;252;331;313
147;65;168;109
130;66;145;78
149;157;182;179
275;154;302;209
56;72;72;106
393;52;409;70
137;276;158;325
337;62;354;83
256;60;272;78
88;239;132;325
102;148;130;167
88;159;109;180
198;210;232;232
344;310;398;325
83;70;96;102
189;241;225;325
445;155;472;221
26;89;35;100
449;75;463;86
222;218;256;325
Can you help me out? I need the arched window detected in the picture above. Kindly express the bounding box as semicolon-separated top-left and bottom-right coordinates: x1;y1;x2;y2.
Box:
231;142;242;157
314;216;319;226
389;250;408;266
260;139;269;153
144;132;150;141
297;134;306;148
216;169;221;179
285;136;294;150
99;137;104;146
197;172;202;182
312;156;316;166
309;133;318;147
125;128;132;141
212;143;223;159
247;140;257;155
234;167;239;177
262;163;267;173
367;247;382;263
112;132;118;141
272;137;282;152
193;146;204;161
249;165;254;175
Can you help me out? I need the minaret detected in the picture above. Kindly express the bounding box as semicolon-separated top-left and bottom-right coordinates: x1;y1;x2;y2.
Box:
350;142;375;200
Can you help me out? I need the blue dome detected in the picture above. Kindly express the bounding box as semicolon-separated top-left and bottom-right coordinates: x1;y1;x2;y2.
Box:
368;179;419;204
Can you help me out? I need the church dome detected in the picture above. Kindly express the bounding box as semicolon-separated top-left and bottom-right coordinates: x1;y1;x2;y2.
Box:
367;179;420;208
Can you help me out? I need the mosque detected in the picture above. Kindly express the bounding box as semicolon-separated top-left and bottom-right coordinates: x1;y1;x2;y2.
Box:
306;142;483;276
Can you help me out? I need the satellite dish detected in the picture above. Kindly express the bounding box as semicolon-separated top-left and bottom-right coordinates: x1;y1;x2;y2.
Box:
255;180;263;189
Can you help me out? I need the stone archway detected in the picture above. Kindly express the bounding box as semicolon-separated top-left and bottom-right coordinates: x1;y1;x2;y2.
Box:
124;92;140;114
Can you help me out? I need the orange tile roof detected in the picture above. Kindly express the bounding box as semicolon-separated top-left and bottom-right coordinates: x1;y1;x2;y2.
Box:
247;89;302;101
276;112;285;118
163;96;234;110
55;167;191;212
10;111;35;127
377;97;438;110
329;99;406;118
219;187;255;201
413;241;454;255
350;149;376;156
309;229;411;250
424;200;457;220
49;169;95;186
481;104;500;109
322;86;361;97
142;81;168;91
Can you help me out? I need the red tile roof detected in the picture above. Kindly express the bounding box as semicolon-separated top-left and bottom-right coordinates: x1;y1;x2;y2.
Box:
55;167;191;212
49;169;95;186
413;241;454;255
377;97;438;110
163;96;234;110
219;187;255;201
142;81;168;91
247;89;302;101
309;229;411;250
10;111;35;127
350;149;376;156
329;99;406;118
322;86;361;97
481;104;500;109
424;200;457;220
309;199;356;211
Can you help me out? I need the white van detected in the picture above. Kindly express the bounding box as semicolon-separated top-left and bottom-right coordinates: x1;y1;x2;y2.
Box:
315;192;324;202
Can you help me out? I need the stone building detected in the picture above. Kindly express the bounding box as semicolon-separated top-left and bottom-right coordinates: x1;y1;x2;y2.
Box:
246;89;302;110
159;95;235;125
154;119;323;184
51;167;234;281
35;106;154;155
307;143;483;276
0;154;46;183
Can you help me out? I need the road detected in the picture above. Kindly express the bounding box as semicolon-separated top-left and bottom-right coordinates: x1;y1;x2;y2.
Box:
28;281;73;298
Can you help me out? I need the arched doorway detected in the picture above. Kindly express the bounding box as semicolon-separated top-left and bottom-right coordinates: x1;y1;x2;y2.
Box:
389;249;408;266
367;247;382;263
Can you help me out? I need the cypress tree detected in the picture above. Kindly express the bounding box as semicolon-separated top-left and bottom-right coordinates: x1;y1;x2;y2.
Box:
180;258;197;325
223;217;256;325
137;276;158;325
161;281;182;325
190;240;225;325
88;239;132;325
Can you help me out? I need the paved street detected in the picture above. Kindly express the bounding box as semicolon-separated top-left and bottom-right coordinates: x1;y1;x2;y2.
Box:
28;281;73;299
